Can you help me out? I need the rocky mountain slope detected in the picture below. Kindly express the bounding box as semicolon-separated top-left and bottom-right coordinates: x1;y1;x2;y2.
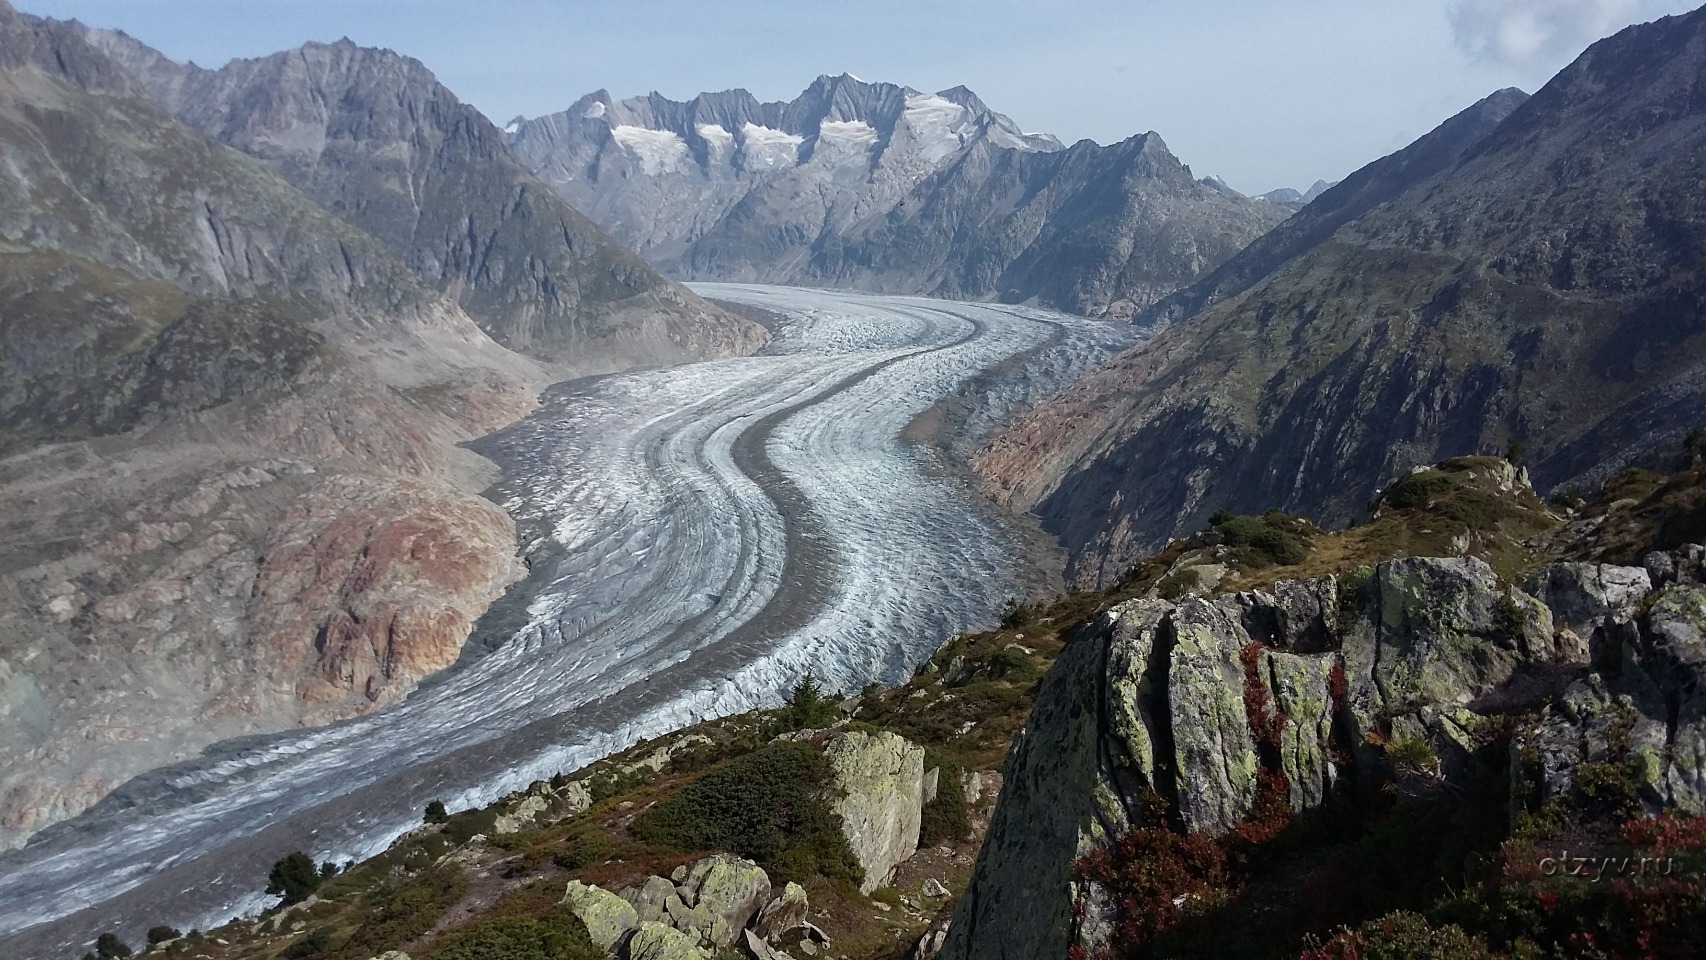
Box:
80;29;767;370
506;76;1291;317
0;2;761;854
976;6;1706;586
944;456;1706;958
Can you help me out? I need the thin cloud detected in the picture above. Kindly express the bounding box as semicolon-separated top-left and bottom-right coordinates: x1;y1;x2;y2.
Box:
1447;0;1667;65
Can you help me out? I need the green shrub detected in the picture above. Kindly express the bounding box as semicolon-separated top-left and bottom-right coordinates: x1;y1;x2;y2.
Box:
634;742;861;885
338;866;468;958
266;851;322;906
550;829;615;871
427;910;604;960
920;753;970;846
780;672;839;731
424;800;448;824
869;885;902;907
1384;734;1439;779
1207;512;1312;568
443;807;499;845
586;767;650;804
280;926;337;959
144;926;180;946
1384;471;1454;511
999;597;1035;629
91;933;131;959
1156;566;1203;600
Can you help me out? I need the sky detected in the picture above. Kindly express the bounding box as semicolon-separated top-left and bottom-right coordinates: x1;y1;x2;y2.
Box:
17;0;1703;194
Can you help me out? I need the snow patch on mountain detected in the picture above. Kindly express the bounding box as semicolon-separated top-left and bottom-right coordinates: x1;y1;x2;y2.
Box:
740;123;803;169
582;100;606;119
610;125;691;175
818;118;879;146
903;92;971;163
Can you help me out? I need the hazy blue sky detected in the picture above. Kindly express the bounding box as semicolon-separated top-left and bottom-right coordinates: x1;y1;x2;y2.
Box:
18;0;1702;193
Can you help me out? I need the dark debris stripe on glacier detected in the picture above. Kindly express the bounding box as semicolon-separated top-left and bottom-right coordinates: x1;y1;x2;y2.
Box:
0;286;1142;959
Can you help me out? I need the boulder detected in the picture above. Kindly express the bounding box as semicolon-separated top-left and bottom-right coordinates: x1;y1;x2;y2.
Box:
561;880;639;953
668;854;770;948
1167;598;1259;834
742;928;792;960
824;730;926;892
1527;563;1649;669
493;794;549;834
620;875;679;925
627;921;710;960
753;881;809;940
1262;649;1339;810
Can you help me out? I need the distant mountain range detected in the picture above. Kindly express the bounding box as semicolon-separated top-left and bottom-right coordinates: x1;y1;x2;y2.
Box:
506;76;1294;318
976;5;1706;586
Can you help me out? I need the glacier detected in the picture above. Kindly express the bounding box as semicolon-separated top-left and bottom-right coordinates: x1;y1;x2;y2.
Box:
0;286;1141;959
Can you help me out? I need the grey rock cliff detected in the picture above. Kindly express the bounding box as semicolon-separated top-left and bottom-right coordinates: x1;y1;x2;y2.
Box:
942;552;1704;958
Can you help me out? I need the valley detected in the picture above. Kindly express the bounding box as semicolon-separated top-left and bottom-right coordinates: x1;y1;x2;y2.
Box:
0;286;1140;959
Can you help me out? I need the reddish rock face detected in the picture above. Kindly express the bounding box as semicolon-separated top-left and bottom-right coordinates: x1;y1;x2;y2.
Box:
255;482;520;711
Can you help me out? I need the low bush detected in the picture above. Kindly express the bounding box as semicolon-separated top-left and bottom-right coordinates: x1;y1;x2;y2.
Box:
426;910;603;960
443;807;499;845
1383;471;1454;511
920;752;971;846
633;742;861;885
335;866;468;959
550;829;616;871
280;926;337;959
266;851;322;906
1207;512;1313;568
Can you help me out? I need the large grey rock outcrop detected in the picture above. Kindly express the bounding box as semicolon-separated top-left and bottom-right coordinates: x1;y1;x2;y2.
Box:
825;730;927;893
753;882;810;940
626;921;710;960
666;854;770;949
942;555;1664;960
562;880;639;953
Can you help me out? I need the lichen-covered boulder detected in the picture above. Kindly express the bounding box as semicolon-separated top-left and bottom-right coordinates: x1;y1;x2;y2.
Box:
825;730;926;893
1521;677;1667;813
666;854;769;948
493;794;549;834
620;875;679;925
626;921;710;960
1104;599;1175;800
1167;598;1258;834
1263;649;1339;810
1638;584;1706;811
753;880;810;940
562;880;638;953
1341;557;1548;726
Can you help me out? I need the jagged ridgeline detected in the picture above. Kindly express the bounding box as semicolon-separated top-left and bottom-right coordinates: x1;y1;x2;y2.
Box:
79;27;768;369
505;75;1292;318
977;5;1706;588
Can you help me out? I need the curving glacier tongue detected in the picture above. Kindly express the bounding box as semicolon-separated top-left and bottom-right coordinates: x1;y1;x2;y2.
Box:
0;286;1142;957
